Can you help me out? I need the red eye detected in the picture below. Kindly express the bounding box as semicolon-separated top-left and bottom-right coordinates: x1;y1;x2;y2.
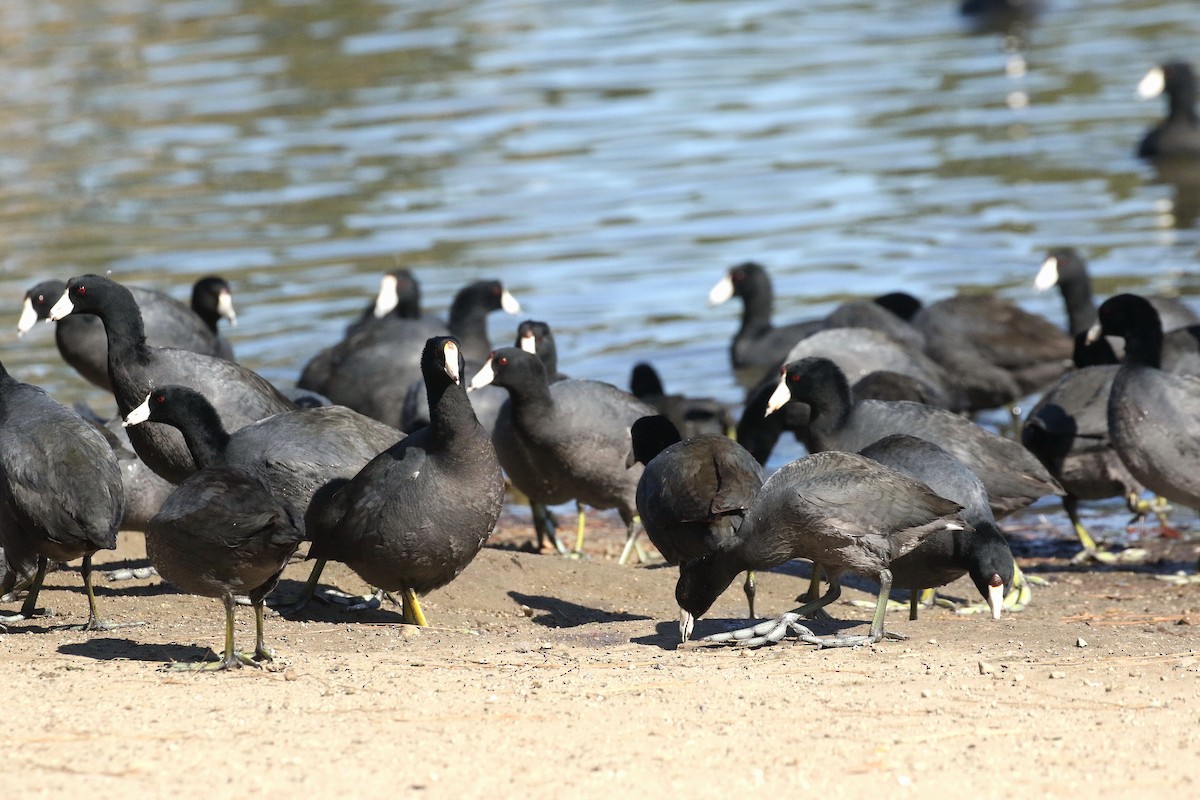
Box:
789;374;799;383
156;395;165;404
36;294;45;303
499;357;508;366
732;272;744;283
78;285;86;295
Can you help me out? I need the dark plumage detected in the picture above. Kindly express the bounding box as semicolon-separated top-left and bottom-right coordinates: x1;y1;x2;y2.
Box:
19;277;235;391
766;357;1063;519
629;362;733;438
189;275;238;360
859;434;1014;619
1137;62;1200;159
306;337;504;626
516;320;568;382
708;262;824;371
47;274;296;484
146;466;304;669
345;269;424;338
74;403;174;534
300;280;519;431
0;362;125;630
629;415;764;616
1088;294;1200;510
470;346;655;561
680;450;965;648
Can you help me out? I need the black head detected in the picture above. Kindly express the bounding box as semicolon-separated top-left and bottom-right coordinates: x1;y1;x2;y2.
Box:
872;291;922;322
451;280;520;319
373;269;421;319
1094;294;1163;341
515;320;558;372
966;521;1015;620
675;553;743;642
1071;330;1119;368
1038;247;1088;288
23;280;67;319
628;415;683;467
1140;61;1198;111
629;362;665;399
52;274;131;319
727;262;768;299
468;346;546;392
422;336;466;391
191;275;237;328
124;385;217;428
769;357;850;414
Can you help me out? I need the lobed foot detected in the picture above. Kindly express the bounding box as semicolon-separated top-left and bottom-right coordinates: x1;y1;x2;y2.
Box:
169;650;264;672
66;617;147;633
105;566;158;582
700;612;822;648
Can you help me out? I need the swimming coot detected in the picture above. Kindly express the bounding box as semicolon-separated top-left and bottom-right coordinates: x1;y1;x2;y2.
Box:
1137;62;1200;159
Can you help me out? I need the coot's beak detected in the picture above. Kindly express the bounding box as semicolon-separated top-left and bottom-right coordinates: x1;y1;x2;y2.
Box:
1084;322;1103;345
47;291;74;321
625;447;638;469
16;298;38;336
468;356;495;392
373;273;399;319
987;575;1005;621
519;331;537;354
1033;256;1059;292
443;340;461;385
1137;66;1165;100
218;289;238;327
765;373;791;416
708;274;734;306
124;394;153;427
679;608;695;644
500;290;521;315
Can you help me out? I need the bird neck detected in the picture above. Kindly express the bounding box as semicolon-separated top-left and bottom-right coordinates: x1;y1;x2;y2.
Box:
1057;276;1097;336
171;406;232;470
737;282;774;337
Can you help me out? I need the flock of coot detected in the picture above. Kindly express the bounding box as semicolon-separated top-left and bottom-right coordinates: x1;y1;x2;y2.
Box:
1;53;1198;668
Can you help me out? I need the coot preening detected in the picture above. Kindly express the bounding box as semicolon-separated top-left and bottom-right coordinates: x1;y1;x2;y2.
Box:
858;434;1014;619
47;274;296;483
144;465;304;670
470;346;655;562
629;415;764;617
305;337;504;626
766;357;1063;519
682;450;964;648
0;362;127;631
1086;294;1200;512
18;276;236;391
122;385;403;612
1137;62;1200;159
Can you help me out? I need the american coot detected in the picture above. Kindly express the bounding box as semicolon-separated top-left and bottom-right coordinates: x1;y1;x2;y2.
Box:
858;434;1014;620
18;277;236;391
470;346;656;562
300;280;519;430
122;385;403;611
189;275;238;360
1087;294;1200;511
0;362;127;631
144;465;304;670
47;274;297;483
708;262;823;371
1034;248;1198;337
629;415;764;617
517;320;569;382
305;337;504;626
766;357;1064;519
346;269;424;337
682;450;965;648
629;362;733;439
911;293;1072;405
1137;62;1200;159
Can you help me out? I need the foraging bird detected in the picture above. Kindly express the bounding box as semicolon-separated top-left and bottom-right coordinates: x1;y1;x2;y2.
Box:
305;337;504;626
679;450;965;648
629;415;764;617
0;361;126;631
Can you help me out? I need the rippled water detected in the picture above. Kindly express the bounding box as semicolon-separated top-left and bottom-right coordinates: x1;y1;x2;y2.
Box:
1;0;1197;527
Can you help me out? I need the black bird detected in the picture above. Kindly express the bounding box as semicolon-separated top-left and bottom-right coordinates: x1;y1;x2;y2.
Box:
470;346;655;561
766;357;1063;519
1137;62;1200;159
19;276;236;391
629;415;764;617
707;262;824;372
346;269;425;337
1086;294;1200;512
189;275;238;360
859;434;1014;619
0;362;126;631
301;280;520;430
144;466;304;670
305;337;504;626
122;385;403;611
517;320;569;382
629;362;733;439
47;274;296;483
680;450;964;648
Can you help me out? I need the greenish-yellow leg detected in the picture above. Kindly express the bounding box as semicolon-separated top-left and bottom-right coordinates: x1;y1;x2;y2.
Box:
401;587;428;627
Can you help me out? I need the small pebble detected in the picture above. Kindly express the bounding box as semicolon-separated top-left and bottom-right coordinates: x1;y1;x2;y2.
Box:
978;661;997;676
1049;671;1067;680
1076;637;1088;648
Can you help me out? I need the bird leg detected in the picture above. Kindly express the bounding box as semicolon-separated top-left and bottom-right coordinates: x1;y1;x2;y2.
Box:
743;570;756;619
172;594;259;671
574;502;587;557
794;563;833;620
401;587;428;627
253;600;274;662
0;557;50;624
68;555;145;632
800;570;907;649
271;559;328;614
1127;493;1177;538
617;516;648;565
530;502;568;556
701;581;843;647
